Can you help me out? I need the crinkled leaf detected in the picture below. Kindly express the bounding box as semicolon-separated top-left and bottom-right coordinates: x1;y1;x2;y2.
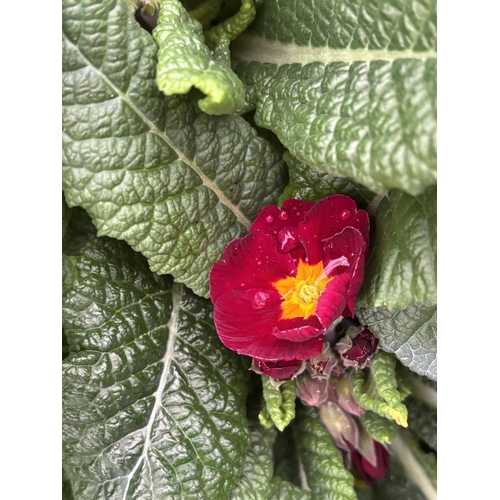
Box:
62;0;286;298
153;0;245;115
233;0;437;195
278;152;375;209
273;426;301;486
63;194;73;237
230;417;276;500
356;303;437;381
260;377;296;432
294;405;357;500
360;411;398;445
267;477;312;500
62;234;251;499
205;0;256;47
358;186;437;309
351;352;408;427
405;396;437;452
62;254;77;297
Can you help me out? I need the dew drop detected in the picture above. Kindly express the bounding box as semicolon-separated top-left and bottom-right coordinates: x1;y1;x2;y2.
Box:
256;260;263;265
233;245;241;255
278;209;289;221
265;214;275;223
296;211;302;217
252;292;270;309
340;208;352;220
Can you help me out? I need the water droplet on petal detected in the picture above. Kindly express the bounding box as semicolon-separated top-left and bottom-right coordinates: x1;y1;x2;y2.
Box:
278;209;289;221
340;208;352;220
233;245;241;255
296;211;302;217
252;291;270;309
277;227;300;253
256;260;262;265
265;214;275;223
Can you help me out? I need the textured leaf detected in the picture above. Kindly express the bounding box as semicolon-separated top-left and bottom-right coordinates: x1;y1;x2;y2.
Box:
351;352;408;427
153;0;244;115
278;152;375;209
62;234;251;499
233;0;437;195
62;0;286;298
230;416;276;500
405;396;437;451
356;302;437;381
360;411;398;445
205;0;256;47
261;377;296;432
63;468;75;500
357;186;437;309
267;477;312;500
62;254;77;297
294;405;357;500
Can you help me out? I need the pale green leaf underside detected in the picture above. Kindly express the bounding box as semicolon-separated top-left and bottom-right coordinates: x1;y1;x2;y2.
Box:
62;0;285;298
294;405;357;500
62;235;250;499
358;186;437;310
233;0;436;195
356;302;437;381
261;377;296;432
360;411;398;444
153;0;244;115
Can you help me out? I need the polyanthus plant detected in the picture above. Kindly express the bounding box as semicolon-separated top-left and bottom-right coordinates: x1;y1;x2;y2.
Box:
62;0;437;499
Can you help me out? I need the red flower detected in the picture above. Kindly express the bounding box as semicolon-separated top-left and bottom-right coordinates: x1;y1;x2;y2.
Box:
252;358;304;380
337;328;379;369
209;195;369;363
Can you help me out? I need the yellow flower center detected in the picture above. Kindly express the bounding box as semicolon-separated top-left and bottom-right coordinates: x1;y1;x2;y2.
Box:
273;260;333;320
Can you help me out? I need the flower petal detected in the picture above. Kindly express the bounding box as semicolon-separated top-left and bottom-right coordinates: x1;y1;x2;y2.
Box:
209;230;297;304
314;274;350;328
213;287;323;360
298;195;369;265
273;315;324;342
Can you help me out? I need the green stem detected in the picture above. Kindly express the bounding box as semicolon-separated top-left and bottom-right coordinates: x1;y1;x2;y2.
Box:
409;377;437;409
391;433;437;500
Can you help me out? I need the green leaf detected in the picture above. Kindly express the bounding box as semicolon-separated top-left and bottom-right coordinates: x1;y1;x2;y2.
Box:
261;377;296;432
233;0;437;195
351;351;408;427
360;411;398;445
358;186;437;309
63;468;75;500
62;254;77;297
406;396;437;451
62;234;251;499
230;416;276;500
278;152;375;209
204;0;256;47
356;302;437;381
62;0;286;298
267;477;312;500
294;405;357;500
63;193;73;237
153;0;245;115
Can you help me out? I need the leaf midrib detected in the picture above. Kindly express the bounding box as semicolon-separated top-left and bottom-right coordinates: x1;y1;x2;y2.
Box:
232;33;437;65
62;34;252;230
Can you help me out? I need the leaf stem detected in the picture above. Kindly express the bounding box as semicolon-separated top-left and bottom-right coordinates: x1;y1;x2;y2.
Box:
409;377;437;409
391;433;437;500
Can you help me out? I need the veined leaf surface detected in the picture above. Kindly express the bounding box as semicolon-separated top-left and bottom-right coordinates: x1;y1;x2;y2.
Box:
62;234;250;499
233;0;437;195
62;0;286;298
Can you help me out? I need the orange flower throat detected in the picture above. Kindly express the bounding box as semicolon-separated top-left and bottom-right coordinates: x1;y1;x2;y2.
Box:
273;260;333;320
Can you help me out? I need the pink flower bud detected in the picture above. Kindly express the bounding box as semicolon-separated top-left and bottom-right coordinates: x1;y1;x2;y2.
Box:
296;371;329;407
252;358;304;381
336;327;378;369
348;441;389;485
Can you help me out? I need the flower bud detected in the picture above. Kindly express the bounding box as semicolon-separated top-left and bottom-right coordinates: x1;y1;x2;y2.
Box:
251;358;304;381
307;342;338;378
319;400;359;452
335;374;365;417
336;327;378;369
296;370;329;407
348;441;389;485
